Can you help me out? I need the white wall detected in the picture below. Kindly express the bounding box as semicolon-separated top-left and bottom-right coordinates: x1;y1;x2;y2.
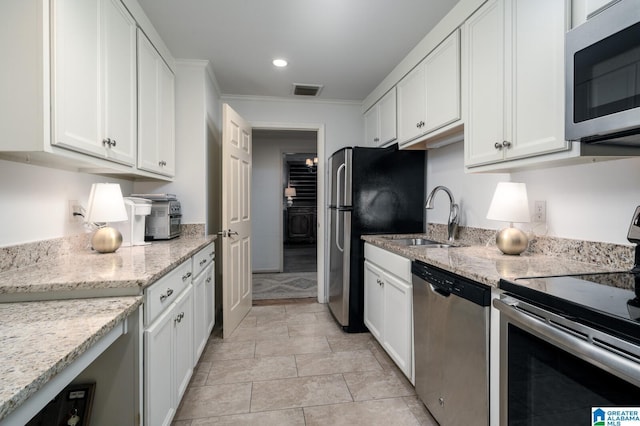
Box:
133;61;213;225
426;142;640;245
0;159;133;247
223;97;362;157
252;132;317;272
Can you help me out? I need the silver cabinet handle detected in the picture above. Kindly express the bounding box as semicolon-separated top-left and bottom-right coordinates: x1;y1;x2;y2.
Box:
174;312;185;324
158;160;167;166
199;259;207;267
182;272;192;281
209;251;215;258
376;279;384;286
373;137;380;142
160;288;173;302
494;142;503;150
102;138;116;148
206;277;212;283
502;141;512;148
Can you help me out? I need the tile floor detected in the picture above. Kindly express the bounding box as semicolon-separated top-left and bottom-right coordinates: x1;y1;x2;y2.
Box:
172;301;437;425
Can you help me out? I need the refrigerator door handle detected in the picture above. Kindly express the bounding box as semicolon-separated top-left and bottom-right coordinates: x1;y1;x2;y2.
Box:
336;163;346;208
335;163;346;253
336;210;344;253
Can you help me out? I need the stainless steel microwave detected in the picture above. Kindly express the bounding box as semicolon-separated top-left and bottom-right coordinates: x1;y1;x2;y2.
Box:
565;0;640;145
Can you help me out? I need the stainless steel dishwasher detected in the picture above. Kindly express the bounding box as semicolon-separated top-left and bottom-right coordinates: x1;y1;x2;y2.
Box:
412;260;491;425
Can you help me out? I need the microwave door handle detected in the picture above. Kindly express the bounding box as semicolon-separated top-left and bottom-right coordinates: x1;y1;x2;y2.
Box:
336;163;345;208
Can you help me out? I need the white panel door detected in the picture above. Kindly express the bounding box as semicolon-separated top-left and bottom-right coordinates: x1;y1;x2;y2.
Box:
53;0;136;165
424;30;460;134
505;0;568;159
463;0;505;167
144;307;174;426
222;104;252;338
363;260;384;342
397;63;426;144
174;286;194;403
382;272;413;379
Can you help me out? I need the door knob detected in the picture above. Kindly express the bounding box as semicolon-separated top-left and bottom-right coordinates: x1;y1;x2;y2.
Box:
227;229;239;236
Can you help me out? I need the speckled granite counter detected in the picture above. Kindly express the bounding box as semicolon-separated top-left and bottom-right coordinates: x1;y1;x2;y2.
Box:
0;296;142;422
363;234;626;288
0;234;216;421
0;236;216;301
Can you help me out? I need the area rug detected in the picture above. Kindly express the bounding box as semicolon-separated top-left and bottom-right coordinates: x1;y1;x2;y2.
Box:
252;272;317;300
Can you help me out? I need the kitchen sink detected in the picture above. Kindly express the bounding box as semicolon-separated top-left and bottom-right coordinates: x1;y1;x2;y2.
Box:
390;238;453;248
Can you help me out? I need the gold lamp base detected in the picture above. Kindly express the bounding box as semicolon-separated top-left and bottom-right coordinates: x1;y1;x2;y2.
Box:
92;226;123;253
496;227;528;255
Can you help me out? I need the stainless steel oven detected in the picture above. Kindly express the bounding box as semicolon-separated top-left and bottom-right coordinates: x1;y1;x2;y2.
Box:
566;0;640;145
496;274;640;426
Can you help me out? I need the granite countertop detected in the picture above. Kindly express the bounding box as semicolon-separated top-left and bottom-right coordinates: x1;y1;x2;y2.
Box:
363;234;624;288
0;296;142;422
0;236;216;301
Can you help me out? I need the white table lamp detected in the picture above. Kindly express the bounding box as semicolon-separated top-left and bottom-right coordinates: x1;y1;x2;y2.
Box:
487;182;531;255
284;186;296;207
86;183;128;253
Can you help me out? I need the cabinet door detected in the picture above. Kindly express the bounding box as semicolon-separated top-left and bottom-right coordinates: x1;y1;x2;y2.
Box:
144;306;175;426
424;30;460;134
193;270;208;362
138;30;176;177
378;88;397;146
174;287;194;403
52;0;101;157
382;272;413;379
53;0;136;165
100;0;137;164
205;263;215;334
463;0;506;167
364;260;385;342
364;106;379;147
397;63;426;144
504;0;568;160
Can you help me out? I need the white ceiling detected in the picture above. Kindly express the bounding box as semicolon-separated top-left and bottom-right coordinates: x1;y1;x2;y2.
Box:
136;0;460;101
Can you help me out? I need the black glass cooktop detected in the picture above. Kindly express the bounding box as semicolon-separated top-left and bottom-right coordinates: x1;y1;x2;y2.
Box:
499;271;640;344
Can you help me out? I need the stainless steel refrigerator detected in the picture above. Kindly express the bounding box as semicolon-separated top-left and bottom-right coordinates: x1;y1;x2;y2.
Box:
328;144;425;332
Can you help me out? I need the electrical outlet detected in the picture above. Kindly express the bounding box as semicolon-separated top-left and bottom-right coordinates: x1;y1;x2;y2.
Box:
533;200;546;223
69;200;83;223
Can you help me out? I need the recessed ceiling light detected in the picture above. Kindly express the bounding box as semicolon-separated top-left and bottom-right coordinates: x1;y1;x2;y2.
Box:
272;58;288;68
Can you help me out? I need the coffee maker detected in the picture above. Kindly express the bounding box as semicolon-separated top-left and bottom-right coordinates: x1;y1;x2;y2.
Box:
115;197;152;246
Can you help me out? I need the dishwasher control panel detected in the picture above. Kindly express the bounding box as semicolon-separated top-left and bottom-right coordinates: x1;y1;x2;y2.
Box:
411;260;491;306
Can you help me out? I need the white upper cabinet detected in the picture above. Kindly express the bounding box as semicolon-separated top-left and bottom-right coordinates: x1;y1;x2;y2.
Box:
397;30;461;147
364;88;397;147
137;30;176;177
464;0;568;168
52;0;137;166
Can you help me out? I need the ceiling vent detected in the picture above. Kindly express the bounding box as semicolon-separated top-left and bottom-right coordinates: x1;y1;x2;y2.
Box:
293;83;323;97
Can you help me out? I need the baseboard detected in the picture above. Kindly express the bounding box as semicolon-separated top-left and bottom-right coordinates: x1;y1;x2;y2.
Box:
252;269;281;274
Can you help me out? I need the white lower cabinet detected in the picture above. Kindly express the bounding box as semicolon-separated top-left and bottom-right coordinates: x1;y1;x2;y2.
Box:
144;280;194;426
364;243;413;383
143;243;215;426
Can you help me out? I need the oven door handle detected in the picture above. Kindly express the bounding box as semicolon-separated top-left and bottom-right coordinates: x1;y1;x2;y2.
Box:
494;297;640;387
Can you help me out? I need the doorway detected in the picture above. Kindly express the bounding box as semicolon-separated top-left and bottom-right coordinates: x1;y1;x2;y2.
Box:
250;129;321;301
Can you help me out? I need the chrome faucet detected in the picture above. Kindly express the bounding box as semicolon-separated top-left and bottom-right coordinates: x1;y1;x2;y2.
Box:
425;186;459;242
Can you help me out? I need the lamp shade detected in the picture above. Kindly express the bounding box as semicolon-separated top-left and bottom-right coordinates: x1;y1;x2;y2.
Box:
284;187;296;197
86;183;128;223
486;182;530;223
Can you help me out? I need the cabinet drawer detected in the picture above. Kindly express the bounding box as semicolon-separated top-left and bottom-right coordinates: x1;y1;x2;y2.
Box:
364;243;411;282
145;260;192;326
192;242;215;278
